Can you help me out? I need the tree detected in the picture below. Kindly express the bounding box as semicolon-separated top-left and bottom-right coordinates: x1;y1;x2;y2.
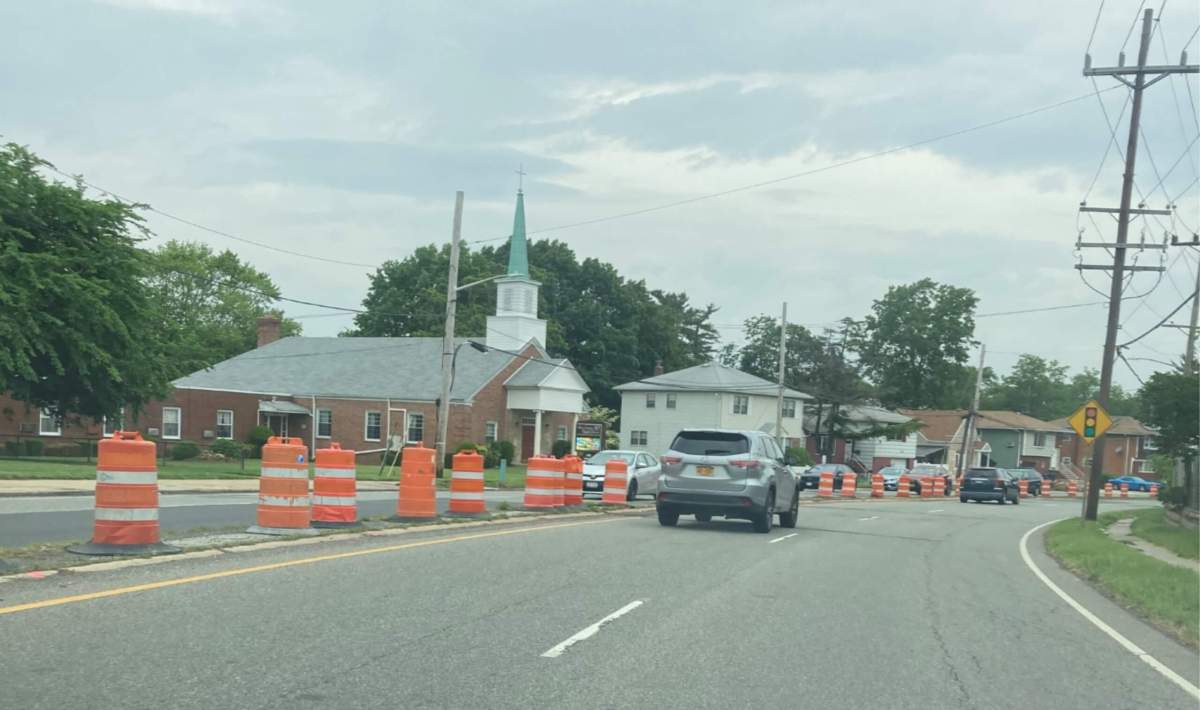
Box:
1138;368;1199;510
1063;367;1139;416
0;143;170;420
720;316;869;402
981;354;1069;420
144;241;300;379
849;279;978;409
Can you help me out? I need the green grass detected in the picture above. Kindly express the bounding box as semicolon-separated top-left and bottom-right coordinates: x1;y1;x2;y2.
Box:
1129;508;1200;561
1045;512;1200;648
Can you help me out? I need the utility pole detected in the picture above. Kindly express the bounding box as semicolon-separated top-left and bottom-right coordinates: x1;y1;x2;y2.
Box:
956;344;986;479
1186;257;1200;371
436;191;465;477
775;302;787;450
1079;8;1198;520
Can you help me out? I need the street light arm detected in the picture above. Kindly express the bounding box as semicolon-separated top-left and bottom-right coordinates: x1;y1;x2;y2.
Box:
456;274;504;292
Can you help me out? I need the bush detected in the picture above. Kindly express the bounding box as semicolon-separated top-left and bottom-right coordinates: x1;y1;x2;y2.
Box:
210;439;245;459
785;446;812;467
170;440;201;460
551;439;571;458
3;441;20;457
488;440;515;467
245;425;273;458
1159;485;1188;510
42;443;81;458
23;439;44;457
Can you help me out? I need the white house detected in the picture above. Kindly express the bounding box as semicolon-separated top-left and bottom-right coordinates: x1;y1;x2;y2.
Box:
614;362;812;455
805;404;918;471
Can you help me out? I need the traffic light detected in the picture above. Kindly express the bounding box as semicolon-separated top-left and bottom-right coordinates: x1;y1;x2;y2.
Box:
1084;407;1097;438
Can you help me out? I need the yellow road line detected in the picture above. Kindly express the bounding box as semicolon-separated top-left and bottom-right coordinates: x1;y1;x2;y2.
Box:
0;518;618;616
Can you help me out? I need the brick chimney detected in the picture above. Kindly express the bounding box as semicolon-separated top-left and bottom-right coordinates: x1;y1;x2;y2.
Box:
256;315;282;348
654;360;664;376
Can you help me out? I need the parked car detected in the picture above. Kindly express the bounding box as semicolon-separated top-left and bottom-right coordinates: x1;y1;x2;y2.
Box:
908;463;955;496
800;463;855;490
1010;468;1044;496
1106;475;1153;492
656;429;799;533
581;450;661;500
878;465;907;491
959;467;1020;504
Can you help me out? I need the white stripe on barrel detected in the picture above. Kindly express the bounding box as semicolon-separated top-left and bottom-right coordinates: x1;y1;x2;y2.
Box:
259;495;311;507
260;467;309;479
95;508;159;521
96;470;158;484
312;494;356;506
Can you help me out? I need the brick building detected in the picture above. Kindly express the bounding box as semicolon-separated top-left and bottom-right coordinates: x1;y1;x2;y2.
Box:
2;189;590;462
1047;415;1159;477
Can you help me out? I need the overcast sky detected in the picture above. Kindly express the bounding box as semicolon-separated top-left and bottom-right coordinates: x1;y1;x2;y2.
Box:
4;0;1198;391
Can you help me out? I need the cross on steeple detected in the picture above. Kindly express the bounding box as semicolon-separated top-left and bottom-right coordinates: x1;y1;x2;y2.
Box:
515;164;526;191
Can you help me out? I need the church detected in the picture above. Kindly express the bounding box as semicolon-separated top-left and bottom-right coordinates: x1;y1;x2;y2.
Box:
3;191;590;462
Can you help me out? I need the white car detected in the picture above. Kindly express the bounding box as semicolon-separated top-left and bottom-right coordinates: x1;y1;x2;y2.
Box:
581;450;662;500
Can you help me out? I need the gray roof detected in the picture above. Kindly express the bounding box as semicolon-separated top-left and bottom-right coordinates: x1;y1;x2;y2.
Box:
802;403;912;435
506;358;570;387
172;337;522;402
614;361;811;399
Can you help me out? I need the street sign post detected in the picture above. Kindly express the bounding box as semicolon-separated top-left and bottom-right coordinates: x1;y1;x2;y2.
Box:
1067;399;1112;443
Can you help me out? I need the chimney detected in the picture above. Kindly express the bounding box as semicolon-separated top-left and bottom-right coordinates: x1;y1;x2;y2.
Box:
256;315;282;348
654;360;664;376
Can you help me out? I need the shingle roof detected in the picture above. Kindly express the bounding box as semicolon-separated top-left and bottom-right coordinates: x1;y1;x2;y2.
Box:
975;410;1064;432
614;361;812;399
1047;415;1158;437
506;358;570;387
898;409;967;443
172;337;522;402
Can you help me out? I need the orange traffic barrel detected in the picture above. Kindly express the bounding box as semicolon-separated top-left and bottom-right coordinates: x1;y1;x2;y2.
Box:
601;458;628;505
1067;480;1078;497
920;476;933;498
249;436;315;535
313;443;359;528
1104;482;1113;497
818;471;834;498
897;474;910;498
841;472;857;498
932;476;945;497
1017;479;1028;498
392;445;437;521
870;474;884;498
1148;483;1157;497
68;432;180;556
1119;483;1129;498
562;454;584;507
524;455;562;509
448;451;486;516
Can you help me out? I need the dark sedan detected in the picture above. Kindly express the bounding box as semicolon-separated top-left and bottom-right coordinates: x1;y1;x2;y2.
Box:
800;463;855;490
908;464;955;496
1010;468;1044;496
959;467;1020;504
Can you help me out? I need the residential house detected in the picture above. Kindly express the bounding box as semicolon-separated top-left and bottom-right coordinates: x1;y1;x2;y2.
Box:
898;409;991;473
1047;415;1159;477
614;362;811;454
1;190;590;462
972;411;1068;473
804;404;916;472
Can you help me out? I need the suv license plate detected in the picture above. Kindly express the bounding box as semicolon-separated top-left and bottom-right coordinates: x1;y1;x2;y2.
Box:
696;465;713;476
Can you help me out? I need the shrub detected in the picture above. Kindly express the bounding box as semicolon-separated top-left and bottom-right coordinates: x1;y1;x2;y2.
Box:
210;439;245;459
42;443;81;458
551;439;571;458
1159;485;1188;510
170;440;201;460
488;440;515;467
23;439;44;457
785;446;812;467
3;441;20;457
245;425;273;458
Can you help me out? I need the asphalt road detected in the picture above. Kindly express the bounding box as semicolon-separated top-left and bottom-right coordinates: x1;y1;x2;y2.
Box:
0;491;526;546
1;497;1196;709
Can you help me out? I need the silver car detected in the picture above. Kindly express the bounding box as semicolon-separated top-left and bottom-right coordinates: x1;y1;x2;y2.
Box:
581;450;662;500
655;429;799;533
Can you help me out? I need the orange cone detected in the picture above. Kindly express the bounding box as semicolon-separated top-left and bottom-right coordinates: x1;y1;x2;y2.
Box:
602;458;629;505
448;450;487;516
1104;482;1113;497
932;475;945;497
870;474;884;498
312;443;359;528
920;476;933;498
818;471;834;498
524;455;562;509
1018;479;1028;499
249;437;315;535
1067;480;1078;497
69;432;179;556
841;473;857;498
1119;483;1129;498
897;474;910;498
392;446;437;521
562;455;584;507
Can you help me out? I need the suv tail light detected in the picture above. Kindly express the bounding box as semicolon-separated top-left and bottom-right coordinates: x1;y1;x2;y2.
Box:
728;459;762;472
661;455;682;465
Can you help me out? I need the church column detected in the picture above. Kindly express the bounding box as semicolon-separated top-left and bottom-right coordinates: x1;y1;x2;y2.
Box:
533;410;543;457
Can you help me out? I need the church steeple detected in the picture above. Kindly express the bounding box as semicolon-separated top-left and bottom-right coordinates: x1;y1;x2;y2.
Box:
486;187;546;351
506;190;530;277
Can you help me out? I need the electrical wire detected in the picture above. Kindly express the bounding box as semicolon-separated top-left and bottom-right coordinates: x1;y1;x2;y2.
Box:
1117;290;1196;347
1121;1;1149;54
1086;0;1107;56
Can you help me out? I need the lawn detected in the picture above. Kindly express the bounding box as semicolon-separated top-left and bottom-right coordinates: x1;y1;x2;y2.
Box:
1129;508;1199;561
1045;512;1199;648
0;456;527;488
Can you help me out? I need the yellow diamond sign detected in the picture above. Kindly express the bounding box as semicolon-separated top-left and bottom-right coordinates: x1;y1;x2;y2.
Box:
1068;399;1112;443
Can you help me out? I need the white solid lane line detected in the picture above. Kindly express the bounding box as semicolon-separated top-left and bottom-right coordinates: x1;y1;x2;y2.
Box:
541;600;644;658
767;533;798;544
858;516;879;521
928;509;944;513
1019;519;1200;701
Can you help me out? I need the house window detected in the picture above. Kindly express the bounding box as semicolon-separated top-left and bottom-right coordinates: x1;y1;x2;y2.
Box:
732;395;749;415
556;425;567;442
631;430;648;446
407;413;424;443
102;408;124;437
781;399;796;418
485;421;498;445
646;393;656;409
161;407;181;440
364;411;382;442
216;410;234;439
666;393;677;409
1062;456;1072;465
1142;437;1158;451
316;409;332;438
888;430;907;442
1032;432;1046;447
38;410;62;436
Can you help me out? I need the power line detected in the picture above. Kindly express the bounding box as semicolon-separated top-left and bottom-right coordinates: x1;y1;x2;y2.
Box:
1121;1;1150;53
1086;0;1107;55
1117;290;1196;348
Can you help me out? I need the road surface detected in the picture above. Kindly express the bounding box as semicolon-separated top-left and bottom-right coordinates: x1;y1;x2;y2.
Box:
1;497;1195;709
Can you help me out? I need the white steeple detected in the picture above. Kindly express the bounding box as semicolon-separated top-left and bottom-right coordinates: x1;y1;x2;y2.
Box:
486;189;547;350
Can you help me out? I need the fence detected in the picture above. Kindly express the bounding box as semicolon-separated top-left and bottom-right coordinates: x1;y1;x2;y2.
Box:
0;433;249;470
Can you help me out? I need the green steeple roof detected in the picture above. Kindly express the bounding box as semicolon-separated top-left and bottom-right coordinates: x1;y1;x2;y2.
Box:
506;190;529;277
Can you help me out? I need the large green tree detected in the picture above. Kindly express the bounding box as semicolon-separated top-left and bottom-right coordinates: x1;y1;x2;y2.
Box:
981;354;1070;420
849;278;978;409
0;144;170;420
144;240;300;379
1138;369;1199;459
719;316;869;403
350;239;719;409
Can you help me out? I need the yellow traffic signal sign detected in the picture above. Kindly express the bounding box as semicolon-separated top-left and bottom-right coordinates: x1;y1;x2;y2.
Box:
1068;399;1112;443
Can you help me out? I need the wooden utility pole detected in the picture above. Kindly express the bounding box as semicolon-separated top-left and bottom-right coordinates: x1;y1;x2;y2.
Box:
1079;8;1198;520
1186;258;1200;371
775;302;788;450
956;344;986;479
436;191;465;476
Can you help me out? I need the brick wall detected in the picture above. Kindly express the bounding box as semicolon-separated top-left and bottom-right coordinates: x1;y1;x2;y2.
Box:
1057;433;1143;477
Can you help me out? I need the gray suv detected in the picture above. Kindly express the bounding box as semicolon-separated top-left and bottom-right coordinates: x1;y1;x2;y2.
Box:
656;429;799;533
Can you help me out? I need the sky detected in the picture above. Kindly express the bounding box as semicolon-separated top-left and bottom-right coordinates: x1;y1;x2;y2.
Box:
3;0;1198;393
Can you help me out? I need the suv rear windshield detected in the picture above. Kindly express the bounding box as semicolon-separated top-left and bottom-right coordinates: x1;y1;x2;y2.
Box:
670;431;750;456
966;468;1001;479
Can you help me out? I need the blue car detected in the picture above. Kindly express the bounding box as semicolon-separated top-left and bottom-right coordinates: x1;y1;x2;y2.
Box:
1107;475;1152;492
